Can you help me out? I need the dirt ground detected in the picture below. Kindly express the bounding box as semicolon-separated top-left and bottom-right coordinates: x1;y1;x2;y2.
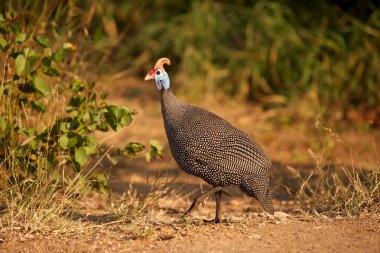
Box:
2;214;379;253
1;77;379;252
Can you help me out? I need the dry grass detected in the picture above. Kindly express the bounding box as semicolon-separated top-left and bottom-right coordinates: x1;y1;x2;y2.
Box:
287;127;380;216
0;155;94;235
0;161;172;238
108;172;172;221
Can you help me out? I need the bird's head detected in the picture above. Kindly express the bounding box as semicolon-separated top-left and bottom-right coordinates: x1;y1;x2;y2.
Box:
144;58;171;90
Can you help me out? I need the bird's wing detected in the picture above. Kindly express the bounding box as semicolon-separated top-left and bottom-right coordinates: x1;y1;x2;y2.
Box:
180;106;272;176
198;133;272;176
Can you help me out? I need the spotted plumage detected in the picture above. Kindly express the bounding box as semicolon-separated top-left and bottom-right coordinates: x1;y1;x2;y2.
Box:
145;58;274;222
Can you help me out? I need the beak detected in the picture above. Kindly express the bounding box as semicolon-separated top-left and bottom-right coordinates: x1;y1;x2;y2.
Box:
144;72;154;81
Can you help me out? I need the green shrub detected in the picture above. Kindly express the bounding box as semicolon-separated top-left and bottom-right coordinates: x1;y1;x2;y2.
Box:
0;10;162;232
1;11;140;176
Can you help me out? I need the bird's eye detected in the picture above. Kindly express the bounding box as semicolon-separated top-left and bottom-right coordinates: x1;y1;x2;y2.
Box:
156;70;161;75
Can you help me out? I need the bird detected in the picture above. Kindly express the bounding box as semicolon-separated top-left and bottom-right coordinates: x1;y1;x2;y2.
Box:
144;57;274;223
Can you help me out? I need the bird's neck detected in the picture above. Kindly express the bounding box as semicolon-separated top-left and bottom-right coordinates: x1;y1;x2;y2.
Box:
161;89;186;123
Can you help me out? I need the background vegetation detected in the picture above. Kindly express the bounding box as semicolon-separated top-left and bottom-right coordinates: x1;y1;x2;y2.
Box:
4;1;380;113
0;0;379;234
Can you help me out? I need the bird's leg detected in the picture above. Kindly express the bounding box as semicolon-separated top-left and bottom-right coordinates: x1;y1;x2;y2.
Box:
181;186;224;219
205;190;222;223
215;190;222;222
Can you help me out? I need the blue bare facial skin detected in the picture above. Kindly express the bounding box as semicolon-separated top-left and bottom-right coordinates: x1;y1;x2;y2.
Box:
154;68;170;90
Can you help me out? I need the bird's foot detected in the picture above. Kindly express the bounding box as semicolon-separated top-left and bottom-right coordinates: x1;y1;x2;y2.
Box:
202;218;222;224
180;186;225;224
181;197;205;218
179;215;189;224
182;186;224;218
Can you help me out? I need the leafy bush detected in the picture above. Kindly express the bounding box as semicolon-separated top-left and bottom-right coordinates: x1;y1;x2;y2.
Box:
0;10;161;232
0;11;148;176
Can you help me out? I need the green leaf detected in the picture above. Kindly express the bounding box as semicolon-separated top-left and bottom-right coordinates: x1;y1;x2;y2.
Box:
90;173;110;197
39;157;51;169
0;118;7;131
43;67;59;77
83;135;97;155
71;160;81;172
31;100;46;112
88;81;96;89
146;139;163;161
10;48;19;58
59;122;69;133
15;54;26;75
145;152;151;162
25;58;35;74
149;139;159;146
23;48;39;58
106;153;118;165
97;121;109;132
123;142;145;157
52;51;64;63
29;138;38;151
24;50;40;74
67;133;78;148
59;134;69;149
105;105;133;131
0;37;7;51
70;79;85;92
41;57;51;67
100;92;108;100
33;77;51;97
15;33;26;43
34;35;50;48
23;47;31;56
49;170;60;181
99;184;110;197
18;81;35;93
75;147;88;166
62;42;76;52
44;47;53;57
42;66;60;76
68;95;85;108
84;144;97;155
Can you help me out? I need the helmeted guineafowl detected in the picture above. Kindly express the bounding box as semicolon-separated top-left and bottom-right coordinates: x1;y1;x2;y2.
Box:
144;58;274;222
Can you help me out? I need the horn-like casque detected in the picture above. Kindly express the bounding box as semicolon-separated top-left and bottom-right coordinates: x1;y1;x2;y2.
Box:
154;58;171;69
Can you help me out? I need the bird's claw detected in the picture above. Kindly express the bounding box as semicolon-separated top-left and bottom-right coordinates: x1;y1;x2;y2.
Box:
179;215;188;224
202;218;221;224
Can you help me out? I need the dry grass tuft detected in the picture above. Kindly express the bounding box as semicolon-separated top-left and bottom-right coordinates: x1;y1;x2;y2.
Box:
287;137;380;216
108;172;171;222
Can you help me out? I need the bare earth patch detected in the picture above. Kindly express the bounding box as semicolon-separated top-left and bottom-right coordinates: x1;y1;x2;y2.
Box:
1;210;379;253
